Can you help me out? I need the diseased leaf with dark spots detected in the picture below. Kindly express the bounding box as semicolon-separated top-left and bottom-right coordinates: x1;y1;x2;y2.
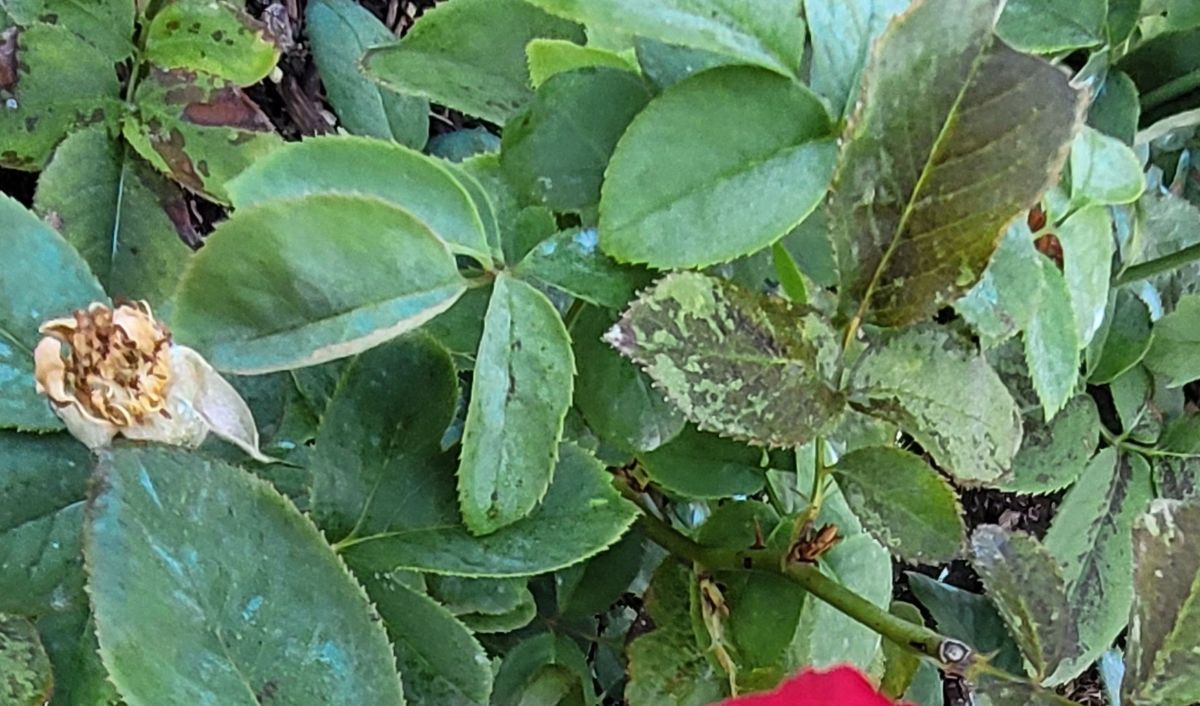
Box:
1042;451;1152;686
1;0;135;62
608;271;846;448
0;24;121;170
829;0;1083;326
852;327;1023;484
1125;498;1200;706
144;0;280;86
123;68;280;203
971;525;1081;681
995;395;1100;494
33;125;193;307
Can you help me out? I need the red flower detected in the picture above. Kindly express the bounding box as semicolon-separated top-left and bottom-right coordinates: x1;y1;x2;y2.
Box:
716;665;910;706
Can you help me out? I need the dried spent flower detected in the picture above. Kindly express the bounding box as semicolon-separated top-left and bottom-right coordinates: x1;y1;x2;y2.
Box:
34;301;269;460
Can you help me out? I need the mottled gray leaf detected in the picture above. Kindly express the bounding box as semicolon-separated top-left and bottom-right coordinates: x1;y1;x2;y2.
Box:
852;328;1023;484
608;272;846;448
972;526;1081;681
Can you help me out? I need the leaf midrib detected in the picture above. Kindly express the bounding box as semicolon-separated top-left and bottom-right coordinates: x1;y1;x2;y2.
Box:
850;30;996;322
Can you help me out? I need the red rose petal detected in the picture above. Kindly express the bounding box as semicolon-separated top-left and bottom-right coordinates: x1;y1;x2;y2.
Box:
716;665;910;706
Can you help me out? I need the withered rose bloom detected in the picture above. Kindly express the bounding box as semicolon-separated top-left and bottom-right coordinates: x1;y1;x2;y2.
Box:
34;301;268;460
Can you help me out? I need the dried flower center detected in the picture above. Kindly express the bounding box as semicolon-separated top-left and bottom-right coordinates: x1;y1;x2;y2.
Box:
41;302;173;426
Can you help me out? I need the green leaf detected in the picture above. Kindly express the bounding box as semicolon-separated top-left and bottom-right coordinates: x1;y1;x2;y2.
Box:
227;136;492;264
144;0;279;86
458;274;574;535
1089;71;1141;145
360;574;492;706
1116;28;1200;124
492;633;594;706
802;0;910;117
1024;256;1080;420
906;572;1025;676
695;505;806;690
1058;206;1116;346
426;575;530;617
1125;191;1200;314
829;0;1082;326
426;127;500;163
904;662;944;706
971;525;1080;681
573;306;684;454
639;426;770;499
997;0;1107;52
123;68;281;203
996;395;1100;494
1125;498;1200;706
600;66;835;268
1110;366;1156;442
609;272;845;447
33;126;191;308
86;446;405;705
957;222;1044;347
1043;450;1153;685
0;194;106;430
0;432;91;616
501;66;650;212
555;530;644;618
422;285;490;366
0;613;52;705
853;327;1023;484
1144;294;1200;386
1155;416;1200;501
1070;126;1146;207
789;533;892;671
0;23;121;170
172;194;466;374
342;443;638;577
526;38;637;88
35;608;122;706
310;334;457;541
881;602;925;698
304;0;427;148
362;0;583;125
632;37;737;91
457;597;536;634
0;0;134;62
626;563;726;706
515;227;653;308
972;667;1085;706
1089;290;1154;384
832;446;965;564
714;569;807;691
525;0;806;78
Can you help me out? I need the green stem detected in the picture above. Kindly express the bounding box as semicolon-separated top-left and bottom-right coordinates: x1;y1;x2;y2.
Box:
616;478;972;670
1114;243;1200;286
791;438;828;543
1141;71;1200;112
